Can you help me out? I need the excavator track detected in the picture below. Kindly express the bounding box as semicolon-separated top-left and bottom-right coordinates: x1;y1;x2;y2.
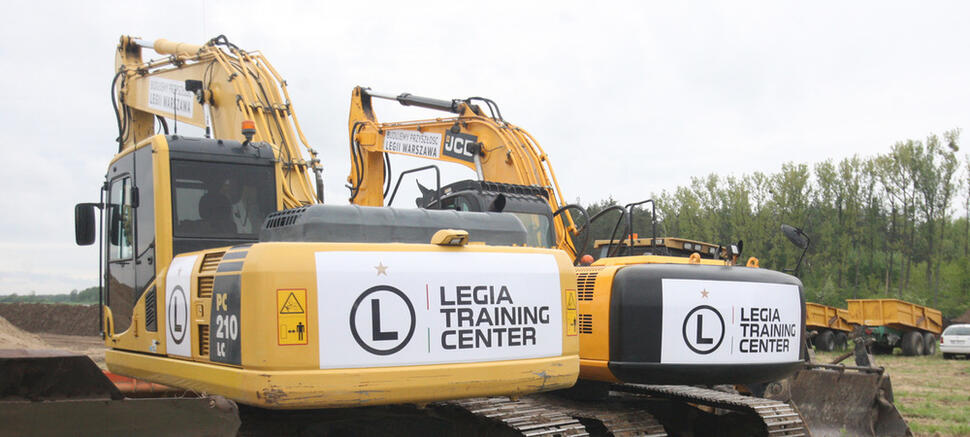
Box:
445;397;590;436
616;384;808;437
444;394;668;437
527;394;667;437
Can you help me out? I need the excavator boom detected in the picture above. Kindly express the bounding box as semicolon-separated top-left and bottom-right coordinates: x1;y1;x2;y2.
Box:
114;35;322;209
348;87;583;258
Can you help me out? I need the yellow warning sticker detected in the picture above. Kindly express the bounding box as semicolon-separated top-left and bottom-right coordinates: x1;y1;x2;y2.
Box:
277;289;308;345
566;289;578;336
567;309;578;336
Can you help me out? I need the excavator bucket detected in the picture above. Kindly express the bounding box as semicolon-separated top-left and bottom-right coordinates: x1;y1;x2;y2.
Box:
764;341;911;437
0;349;240;436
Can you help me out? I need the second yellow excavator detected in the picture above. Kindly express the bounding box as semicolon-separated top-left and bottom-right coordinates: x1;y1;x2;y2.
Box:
345;87;912;437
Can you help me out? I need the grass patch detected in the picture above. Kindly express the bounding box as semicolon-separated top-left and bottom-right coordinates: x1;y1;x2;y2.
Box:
815;348;970;437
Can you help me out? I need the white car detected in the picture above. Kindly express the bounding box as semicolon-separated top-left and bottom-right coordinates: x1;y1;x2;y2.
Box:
941;324;970;359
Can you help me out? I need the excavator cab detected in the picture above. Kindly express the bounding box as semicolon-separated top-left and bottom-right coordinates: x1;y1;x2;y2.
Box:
416;179;557;248
72;135;278;336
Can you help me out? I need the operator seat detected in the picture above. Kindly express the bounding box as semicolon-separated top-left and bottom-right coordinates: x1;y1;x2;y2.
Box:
199;191;235;234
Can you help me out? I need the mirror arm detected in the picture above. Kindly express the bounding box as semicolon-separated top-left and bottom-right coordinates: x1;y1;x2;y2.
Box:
793;233;810;277
98;184;106;339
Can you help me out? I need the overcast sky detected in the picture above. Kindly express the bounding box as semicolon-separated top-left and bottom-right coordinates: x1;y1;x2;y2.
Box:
2;1;968;293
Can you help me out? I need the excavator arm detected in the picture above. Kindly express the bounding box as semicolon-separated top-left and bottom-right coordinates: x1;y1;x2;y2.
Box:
347;86;582;257
114;35;322;209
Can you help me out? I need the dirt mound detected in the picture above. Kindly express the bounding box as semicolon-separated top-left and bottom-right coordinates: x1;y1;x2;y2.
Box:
0;315;50;349
0;303;99;336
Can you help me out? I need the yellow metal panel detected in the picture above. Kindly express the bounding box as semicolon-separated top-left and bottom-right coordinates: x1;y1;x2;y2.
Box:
107;349;577;409
151;135;174;277
105;280;166;355
107;241;580;407
576;266;619;363
578;358;620;383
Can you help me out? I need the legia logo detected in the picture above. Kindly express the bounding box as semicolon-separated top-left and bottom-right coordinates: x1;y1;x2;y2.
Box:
349;285;416;355
167;285;188;344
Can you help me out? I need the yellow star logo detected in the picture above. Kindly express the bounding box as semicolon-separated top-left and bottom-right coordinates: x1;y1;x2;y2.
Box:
374;262;388;276
701;289;710;298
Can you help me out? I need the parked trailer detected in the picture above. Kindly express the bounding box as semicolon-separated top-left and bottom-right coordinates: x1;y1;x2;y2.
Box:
806;302;853;352
847;299;942;356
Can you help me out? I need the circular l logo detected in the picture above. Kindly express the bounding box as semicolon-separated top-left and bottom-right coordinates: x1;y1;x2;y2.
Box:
168;285;188;344
682;305;725;354
349;285;416;355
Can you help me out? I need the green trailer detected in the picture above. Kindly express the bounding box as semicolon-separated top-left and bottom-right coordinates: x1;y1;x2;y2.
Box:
847;299;943;356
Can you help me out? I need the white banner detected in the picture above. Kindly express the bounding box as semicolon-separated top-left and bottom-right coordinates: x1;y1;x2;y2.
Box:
382;130;442;159
148;77;195;118
165;255;198;358
661;278;801;364
315;251;562;369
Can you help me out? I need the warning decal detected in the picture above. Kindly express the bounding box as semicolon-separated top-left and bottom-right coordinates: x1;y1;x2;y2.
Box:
315;251;562;369
278;289;308;345
565;289;578;336
660;279;801;365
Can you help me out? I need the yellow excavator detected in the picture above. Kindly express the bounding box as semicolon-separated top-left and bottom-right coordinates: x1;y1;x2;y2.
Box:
4;36;586;436
346;87;912;437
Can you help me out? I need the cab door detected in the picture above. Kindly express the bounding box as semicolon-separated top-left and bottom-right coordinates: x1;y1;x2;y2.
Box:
106;154;136;333
105;146;156;334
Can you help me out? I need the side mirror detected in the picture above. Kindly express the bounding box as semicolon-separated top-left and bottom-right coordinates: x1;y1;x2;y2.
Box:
781;224;809;250
781;224;810;277
75;203;98;246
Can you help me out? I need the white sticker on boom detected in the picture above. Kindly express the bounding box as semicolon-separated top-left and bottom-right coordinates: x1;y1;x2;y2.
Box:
382;130;442;159
165;254;198;358
148;77;195;119
661;279;801;364
316;251;562;369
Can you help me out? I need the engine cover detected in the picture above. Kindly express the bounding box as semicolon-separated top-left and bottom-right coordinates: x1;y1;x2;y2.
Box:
260;204;527;246
580;262;806;385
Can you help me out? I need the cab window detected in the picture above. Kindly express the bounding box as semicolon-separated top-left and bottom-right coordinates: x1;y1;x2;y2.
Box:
440;195;473;212
511;212;554;248
108;176;133;260
170;160;276;239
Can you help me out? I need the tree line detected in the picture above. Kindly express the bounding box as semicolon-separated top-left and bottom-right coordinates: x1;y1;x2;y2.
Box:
582;129;969;318
0;286;99;305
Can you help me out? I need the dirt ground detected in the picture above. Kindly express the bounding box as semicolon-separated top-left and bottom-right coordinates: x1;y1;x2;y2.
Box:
36;332;107;367
0;314;50;349
0;303;99;335
0;313;105;367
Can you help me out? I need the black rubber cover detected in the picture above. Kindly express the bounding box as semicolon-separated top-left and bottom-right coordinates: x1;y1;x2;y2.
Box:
607;263;806;385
